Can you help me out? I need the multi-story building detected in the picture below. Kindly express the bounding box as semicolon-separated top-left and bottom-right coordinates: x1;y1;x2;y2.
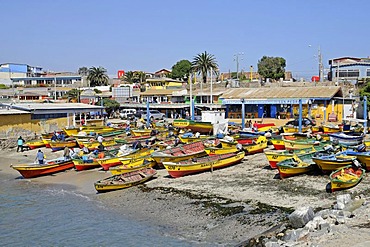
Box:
328;57;370;84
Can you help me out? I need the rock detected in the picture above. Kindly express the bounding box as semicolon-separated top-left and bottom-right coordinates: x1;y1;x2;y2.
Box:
265;241;280;247
284;229;309;242
335;194;352;210
336;216;346;224
344;199;365;213
314;209;331;219
288;206;314;228
304;220;317;232
319;222;331;232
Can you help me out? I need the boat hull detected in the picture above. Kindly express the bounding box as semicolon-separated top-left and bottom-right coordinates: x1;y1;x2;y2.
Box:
312;156;355;173
72;158;100;171
163;152;245;178
94;168;157;193
173;119;213;134
271;139;285;150
12;159;74;178
330;165;365;192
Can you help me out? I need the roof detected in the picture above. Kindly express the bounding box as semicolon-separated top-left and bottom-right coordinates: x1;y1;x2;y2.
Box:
0;102;104;114
140;89;180;96
0;108;30;115
220;86;342;100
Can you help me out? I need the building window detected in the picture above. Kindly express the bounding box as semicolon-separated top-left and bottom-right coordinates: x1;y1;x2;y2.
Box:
338;69;360;78
366;69;370;77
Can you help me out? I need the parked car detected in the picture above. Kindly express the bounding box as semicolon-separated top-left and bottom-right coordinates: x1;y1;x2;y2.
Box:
285;118;316;126
120;109;136;119
141;110;165;120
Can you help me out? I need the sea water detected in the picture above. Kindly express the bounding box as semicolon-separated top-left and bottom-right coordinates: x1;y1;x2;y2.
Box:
0;173;205;247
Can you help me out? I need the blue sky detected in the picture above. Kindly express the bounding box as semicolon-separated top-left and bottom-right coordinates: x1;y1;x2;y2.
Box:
2;0;370;80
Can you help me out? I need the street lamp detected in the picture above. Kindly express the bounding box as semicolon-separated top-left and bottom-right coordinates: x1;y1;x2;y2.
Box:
241;98;245;129
234;52;244;81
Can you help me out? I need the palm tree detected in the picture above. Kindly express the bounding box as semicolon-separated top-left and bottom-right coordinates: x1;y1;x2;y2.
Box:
191;51;218;85
122;71;135;84
78;67;89;76
87;66;109;87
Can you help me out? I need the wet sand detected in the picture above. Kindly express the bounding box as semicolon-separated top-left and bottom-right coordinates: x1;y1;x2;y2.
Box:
2;146;370;246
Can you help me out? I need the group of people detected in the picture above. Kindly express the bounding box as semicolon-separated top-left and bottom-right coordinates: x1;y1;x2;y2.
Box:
51;131;66;141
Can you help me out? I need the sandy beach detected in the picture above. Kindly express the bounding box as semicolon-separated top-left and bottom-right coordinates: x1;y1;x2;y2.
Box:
2;145;370;246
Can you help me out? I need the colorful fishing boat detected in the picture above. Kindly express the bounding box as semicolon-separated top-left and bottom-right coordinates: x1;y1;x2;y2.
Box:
94;168;157;193
282;125;311;133
276;153;316;178
25;140;46;150
72;157;100;171
151;141;206;166
312;154;356;173
255;123;276;132
179;134;211;144
283;139;318;151
328;132;364;146
64;126;116;136
97;148;153;171
130;129;153;137
163;151;245;178
109;158;156;175
336;150;370;171
11;157;74;178
42;138;52;148
205;146;239;155
271;139;285;150
264;147;319;169
49;140;78;152
242;136;268;154
80;139;117;150
322;124;342;133
173;119;213;134
330;165;365;192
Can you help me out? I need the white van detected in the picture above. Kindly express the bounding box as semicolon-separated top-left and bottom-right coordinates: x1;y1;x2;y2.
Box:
120;109;136;119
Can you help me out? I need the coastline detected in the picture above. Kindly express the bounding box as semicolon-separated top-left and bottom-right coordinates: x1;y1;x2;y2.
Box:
2;146;370;246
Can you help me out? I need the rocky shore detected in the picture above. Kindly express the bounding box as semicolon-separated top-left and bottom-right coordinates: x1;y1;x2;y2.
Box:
2;144;370;246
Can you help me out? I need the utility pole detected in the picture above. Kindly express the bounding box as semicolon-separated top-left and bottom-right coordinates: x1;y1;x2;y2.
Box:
318;46;324;82
234;52;244;81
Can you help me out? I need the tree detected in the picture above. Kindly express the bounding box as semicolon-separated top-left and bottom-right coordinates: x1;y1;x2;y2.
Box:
257;56;286;81
78;67;89;76
96;98;120;117
170;60;191;81
66;88;81;103
191;51;218;84
122;71;135;84
134;71;147;84
87;66;109;87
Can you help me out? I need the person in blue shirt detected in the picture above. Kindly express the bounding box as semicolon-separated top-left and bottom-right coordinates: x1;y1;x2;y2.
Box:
17;136;25;152
35;150;45;165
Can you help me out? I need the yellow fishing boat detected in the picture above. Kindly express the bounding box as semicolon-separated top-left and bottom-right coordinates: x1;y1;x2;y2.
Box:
270;139;285;150
330;165;365;192
276;153;316;178
130;129;153;137
312;155;356;173
179;135;210;144
282;125;311;133
151;141;206;165
163;152;245;178
25;140;46;150
283;139;318;151
49;140;77;152
322;124;342;133
64;126;116;136
109;157;156;175
264;147;318;169
97;148;154;171
80;139;117;150
242;136;268;154
94;168;157;193
173;119;213;134
205;146;239;155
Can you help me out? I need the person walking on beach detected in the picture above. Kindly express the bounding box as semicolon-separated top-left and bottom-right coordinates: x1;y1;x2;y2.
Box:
35;150;45;165
17;136;25;152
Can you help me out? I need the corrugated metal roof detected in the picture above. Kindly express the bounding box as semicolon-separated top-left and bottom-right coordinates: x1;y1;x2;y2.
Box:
220;86;342;99
140;89;179;96
0;108;30;115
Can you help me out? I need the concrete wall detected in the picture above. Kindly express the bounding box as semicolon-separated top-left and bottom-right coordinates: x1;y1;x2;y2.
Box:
0;116;67;139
